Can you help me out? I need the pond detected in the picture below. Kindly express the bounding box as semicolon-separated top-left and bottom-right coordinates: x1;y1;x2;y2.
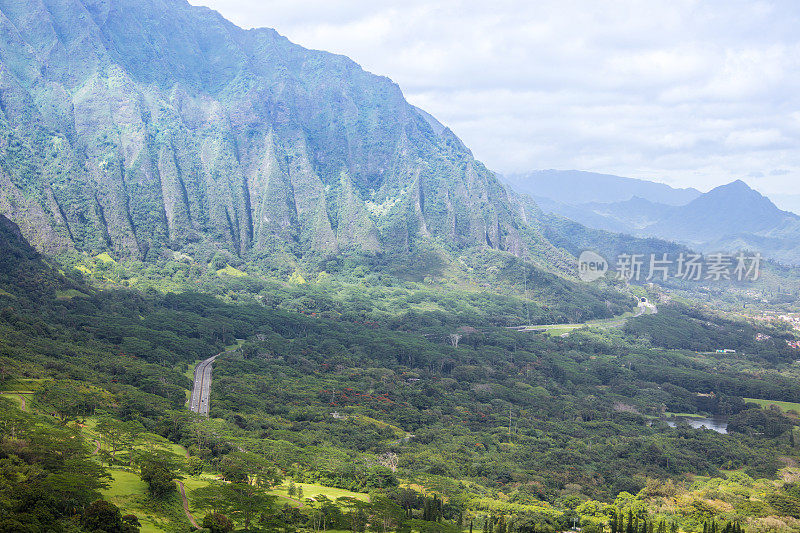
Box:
664;415;728;434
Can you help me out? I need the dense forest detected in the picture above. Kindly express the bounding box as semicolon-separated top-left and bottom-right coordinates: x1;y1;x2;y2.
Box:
1;215;800;532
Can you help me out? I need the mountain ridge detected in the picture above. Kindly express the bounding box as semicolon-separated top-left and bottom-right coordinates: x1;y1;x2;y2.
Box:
503;169;702;206
644;180;800;244
513;173;800;264
0;0;538;264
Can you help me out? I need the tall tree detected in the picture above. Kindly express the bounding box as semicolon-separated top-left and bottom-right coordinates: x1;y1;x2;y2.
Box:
193;482;277;532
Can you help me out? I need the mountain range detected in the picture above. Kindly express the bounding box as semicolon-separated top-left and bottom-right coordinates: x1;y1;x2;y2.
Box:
2;0;798;275
0;0;558;265
503;170;702;206
511;174;800;265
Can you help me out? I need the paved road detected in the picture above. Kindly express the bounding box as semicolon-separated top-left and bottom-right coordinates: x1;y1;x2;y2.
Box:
189;354;219;416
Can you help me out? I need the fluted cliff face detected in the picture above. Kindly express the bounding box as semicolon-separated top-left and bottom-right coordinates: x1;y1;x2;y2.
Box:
0;0;528;260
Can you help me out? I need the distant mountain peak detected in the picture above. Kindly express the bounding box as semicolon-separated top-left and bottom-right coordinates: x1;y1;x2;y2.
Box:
710;179;758;194
644;179;797;245
701;180;795;215
511;171;800;264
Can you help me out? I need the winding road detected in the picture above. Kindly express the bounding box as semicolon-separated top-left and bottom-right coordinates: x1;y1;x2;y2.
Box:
189;353;219;416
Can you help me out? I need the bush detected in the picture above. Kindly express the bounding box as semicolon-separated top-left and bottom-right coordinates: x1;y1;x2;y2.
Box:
139;456;177;498
122;514;141;533
203;512;234;533
728;409;793;438
81;500;124;533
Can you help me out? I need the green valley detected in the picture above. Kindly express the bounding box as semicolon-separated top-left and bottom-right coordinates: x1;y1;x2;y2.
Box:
1;211;799;532
0;1;797;533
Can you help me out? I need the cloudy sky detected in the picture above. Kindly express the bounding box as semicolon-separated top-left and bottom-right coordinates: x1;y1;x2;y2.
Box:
190;0;800;203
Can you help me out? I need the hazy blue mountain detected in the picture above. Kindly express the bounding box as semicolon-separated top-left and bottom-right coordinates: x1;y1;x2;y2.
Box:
581;196;672;231
0;0;541;263
643;180;799;244
532;177;800;264
503;170;701;206
524;195;672;236
507;188;689;266
529;196;635;234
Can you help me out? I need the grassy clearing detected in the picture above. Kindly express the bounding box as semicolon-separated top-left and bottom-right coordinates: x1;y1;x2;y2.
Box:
101;458;208;532
351;414;407;439
182;474;215;518
78;416;187;461
0;378;44;392
0;392;29;410
273;482;370;503
745;397;800;413
216;264;247;277
185;477;365;519
519;301;648;336
101;469;169;533
86;421;205;532
55;288;89;299
542;325;582;336
102;469;148;499
101;472;369;533
273;493;301;507
183;359;201;380
163;441;189;457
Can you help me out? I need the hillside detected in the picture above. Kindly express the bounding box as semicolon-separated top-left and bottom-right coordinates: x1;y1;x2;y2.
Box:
2;212;800;532
2;2;800;533
0;0;547;264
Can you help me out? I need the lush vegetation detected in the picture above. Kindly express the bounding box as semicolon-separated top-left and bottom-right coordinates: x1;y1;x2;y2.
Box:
1;216;800;532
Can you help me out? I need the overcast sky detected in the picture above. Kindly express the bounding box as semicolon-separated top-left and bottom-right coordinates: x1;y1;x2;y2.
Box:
190;0;800;200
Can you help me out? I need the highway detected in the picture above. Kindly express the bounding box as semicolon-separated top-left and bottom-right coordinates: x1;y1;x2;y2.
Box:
189;353;219;416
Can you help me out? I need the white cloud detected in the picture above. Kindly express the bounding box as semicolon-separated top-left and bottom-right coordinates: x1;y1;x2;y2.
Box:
725;129;787;149
190;0;800;194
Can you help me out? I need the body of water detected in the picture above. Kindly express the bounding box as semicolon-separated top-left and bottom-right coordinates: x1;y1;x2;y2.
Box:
664;415;728;434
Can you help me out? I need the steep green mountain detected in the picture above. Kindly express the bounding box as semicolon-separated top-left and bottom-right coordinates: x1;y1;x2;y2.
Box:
0;0;540;263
